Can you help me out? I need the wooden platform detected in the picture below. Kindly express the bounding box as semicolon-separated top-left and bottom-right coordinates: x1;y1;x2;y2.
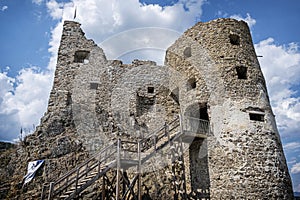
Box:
120;159;139;169
175;130;207;143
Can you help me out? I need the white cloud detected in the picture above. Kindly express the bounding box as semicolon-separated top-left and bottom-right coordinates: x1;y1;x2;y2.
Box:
291;162;300;174
296;183;300;193
1;5;8;11
32;0;43;5
284;142;300;151
255;38;300;138
0;71;14;98
46;0;65;20
230;13;256;28
0;67;53;141
45;0;204;63
100;27;181;63
287;159;297;165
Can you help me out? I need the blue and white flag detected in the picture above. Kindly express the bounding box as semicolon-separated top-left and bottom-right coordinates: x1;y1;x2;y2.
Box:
23;160;44;185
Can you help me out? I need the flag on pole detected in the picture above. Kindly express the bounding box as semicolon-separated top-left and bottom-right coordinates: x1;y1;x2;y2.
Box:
74;6;77;19
23;160;44;186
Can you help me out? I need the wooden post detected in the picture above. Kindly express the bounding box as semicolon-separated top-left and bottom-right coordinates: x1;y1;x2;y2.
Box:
102;176;106;200
40;184;45;200
116;139;121;200
166;122;171;147
48;182;54;200
179;136;187;200
178;114;187;199
98;153;101;174
153;135;156;152
75;168;79;197
179;114;184;135
137;140;142;200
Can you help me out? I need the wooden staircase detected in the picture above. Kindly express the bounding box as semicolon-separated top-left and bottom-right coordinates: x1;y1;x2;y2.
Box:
41;115;209;200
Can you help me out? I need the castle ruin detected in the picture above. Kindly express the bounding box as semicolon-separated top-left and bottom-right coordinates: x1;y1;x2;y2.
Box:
0;18;294;199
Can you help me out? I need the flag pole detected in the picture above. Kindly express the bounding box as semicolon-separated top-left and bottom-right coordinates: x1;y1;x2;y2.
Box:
74;6;77;19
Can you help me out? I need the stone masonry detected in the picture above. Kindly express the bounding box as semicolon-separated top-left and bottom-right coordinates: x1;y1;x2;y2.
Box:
1;18;294;199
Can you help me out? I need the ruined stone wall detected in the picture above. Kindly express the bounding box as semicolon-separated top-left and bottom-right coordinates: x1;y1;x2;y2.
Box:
2;19;294;199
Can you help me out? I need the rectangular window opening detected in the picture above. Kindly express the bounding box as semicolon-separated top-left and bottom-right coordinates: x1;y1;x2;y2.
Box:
74;50;90;63
249;113;264;122
236;66;247;79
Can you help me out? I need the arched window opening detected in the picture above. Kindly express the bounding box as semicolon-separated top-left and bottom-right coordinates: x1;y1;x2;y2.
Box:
183;47;192;57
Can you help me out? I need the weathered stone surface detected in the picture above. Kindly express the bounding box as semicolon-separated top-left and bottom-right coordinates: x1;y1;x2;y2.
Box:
0;19;293;199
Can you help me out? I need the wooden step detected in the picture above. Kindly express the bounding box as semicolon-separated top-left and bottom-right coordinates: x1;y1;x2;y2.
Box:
59;194;70;198
63;190;75;194
82;174;96;180
90;171;98;176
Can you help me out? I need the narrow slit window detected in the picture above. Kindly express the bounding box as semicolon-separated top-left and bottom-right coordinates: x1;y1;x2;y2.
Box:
74;50;90;63
236;66;247;79
170;87;179;105
249;113;264;122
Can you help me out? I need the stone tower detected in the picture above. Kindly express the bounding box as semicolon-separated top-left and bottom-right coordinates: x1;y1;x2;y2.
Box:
165;18;294;199
2;19;293;199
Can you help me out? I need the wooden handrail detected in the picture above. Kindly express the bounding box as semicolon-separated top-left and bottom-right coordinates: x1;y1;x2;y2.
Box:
45;141;117;199
43;114;207;199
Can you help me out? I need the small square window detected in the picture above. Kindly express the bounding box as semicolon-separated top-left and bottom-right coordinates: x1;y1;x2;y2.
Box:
229;34;240;45
90;82;98;90
148;87;154;93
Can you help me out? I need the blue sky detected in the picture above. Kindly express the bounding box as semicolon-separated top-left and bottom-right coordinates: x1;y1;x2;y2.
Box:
0;0;299;193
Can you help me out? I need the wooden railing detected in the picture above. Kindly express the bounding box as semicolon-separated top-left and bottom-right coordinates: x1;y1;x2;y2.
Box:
182;116;210;135
41;142;117;199
41;115;209;200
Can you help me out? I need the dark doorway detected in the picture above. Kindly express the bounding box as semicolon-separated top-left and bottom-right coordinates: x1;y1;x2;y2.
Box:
200;105;209;120
185;103;210;199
